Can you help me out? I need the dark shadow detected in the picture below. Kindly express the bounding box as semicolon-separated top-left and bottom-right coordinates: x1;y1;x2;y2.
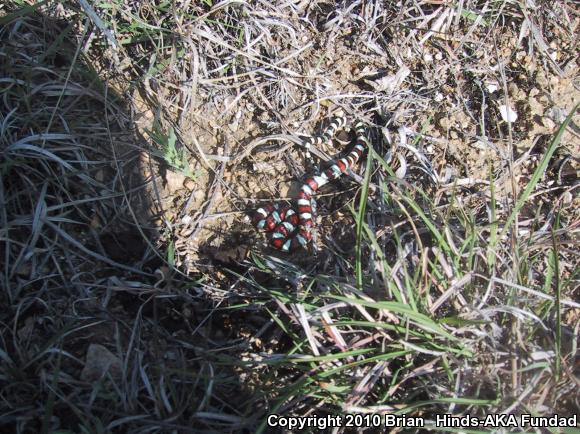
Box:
0;4;261;433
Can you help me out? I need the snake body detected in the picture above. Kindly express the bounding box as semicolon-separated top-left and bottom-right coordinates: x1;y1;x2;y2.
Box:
251;117;369;252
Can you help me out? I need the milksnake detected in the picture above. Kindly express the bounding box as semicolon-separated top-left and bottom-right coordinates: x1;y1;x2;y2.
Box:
250;116;370;252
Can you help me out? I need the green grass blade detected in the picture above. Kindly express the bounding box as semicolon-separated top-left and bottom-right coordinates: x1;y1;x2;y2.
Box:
355;143;373;289
500;103;579;238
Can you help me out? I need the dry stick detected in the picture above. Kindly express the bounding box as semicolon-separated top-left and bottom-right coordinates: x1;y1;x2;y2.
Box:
233;134;302;162
487;276;580;309
191;0;252;24
177;43;200;127
495;39;521;395
519;6;565;77
295;303;321;356
191;28;302;77
183;141;229;241
347;360;390;406
320;312;347;351
78;0;118;48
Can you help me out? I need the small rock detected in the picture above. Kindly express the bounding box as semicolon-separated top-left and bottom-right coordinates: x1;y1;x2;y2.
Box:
474;140;487;150
95;169;104;182
366;64;410;93
439;117;452;130
562;191;572;205
486;82;499;93
17;317;35;341
194;189;205;202
542;117;556;130
81;344;122;382
499;105;518;123
184;178;196;191
165;170;187;192
545;106;567;123
278;182;291;197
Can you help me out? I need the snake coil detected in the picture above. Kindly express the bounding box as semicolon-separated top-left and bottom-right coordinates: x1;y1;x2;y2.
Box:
251;117;369;252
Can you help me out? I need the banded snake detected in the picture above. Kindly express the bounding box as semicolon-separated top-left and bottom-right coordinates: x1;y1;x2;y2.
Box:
250;116;370;252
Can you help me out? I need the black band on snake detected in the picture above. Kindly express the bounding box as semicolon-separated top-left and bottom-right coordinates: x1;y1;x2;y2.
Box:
251;117;369;252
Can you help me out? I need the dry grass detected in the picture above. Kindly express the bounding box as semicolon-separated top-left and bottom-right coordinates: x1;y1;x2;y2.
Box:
0;0;578;433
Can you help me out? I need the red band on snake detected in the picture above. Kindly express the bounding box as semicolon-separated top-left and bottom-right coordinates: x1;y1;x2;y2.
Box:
251;117;369;252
